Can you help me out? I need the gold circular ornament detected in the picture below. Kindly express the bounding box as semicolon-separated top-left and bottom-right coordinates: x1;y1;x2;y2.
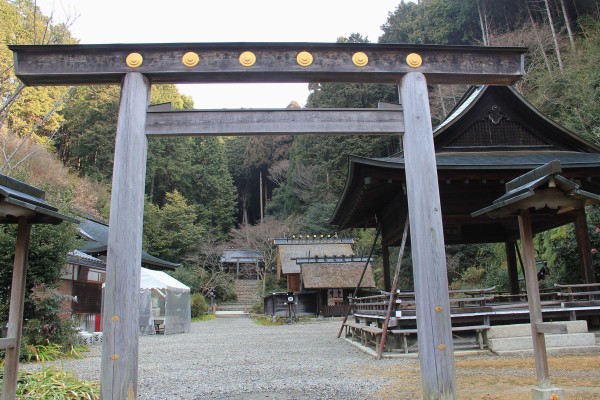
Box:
111;354;119;360
438;344;446;350
126;53;143;68
182;52;199;67
435;305;443;312
297;51;313;67
111;315;120;322
406;53;423;68
352;52;369;67
239;51;256;67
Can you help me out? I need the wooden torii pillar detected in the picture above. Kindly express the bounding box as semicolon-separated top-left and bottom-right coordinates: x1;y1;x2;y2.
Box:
10;42;525;400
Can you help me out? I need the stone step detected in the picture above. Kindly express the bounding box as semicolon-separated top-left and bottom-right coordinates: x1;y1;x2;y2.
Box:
487;332;597;352
218;303;251;312
215;310;249;318
487;320;588;339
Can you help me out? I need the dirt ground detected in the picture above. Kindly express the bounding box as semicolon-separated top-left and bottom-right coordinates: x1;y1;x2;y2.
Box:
364;354;600;399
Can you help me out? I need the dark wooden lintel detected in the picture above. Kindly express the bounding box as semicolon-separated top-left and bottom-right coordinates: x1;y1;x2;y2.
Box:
146;108;404;136
10;42;526;86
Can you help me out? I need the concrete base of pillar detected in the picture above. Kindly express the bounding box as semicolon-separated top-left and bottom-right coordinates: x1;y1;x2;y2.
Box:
531;387;566;400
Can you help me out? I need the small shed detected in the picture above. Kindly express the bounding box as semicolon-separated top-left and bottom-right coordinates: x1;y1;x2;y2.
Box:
220;248;263;279
138;267;191;335
274;237;358;292
297;256;376;316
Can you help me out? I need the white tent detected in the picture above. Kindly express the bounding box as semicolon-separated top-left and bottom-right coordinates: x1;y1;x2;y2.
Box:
139;267;191;335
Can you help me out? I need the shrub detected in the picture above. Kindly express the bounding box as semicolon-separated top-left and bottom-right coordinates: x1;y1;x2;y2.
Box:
0;364;100;399
190;293;209;317
250;299;264;314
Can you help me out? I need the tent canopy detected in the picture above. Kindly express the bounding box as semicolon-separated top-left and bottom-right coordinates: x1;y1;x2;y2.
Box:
141;267;189;292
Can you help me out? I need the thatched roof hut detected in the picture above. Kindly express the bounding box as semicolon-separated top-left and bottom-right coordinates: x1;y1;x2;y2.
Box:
300;261;376;289
274;238;354;277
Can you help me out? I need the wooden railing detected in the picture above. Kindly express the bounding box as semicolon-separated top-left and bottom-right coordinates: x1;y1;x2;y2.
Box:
321;305;347;317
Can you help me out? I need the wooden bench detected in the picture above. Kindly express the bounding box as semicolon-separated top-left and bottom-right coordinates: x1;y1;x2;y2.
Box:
390;324;490;353
342;321;384;352
361;325;384;353
343;321;364;342
555;283;600;320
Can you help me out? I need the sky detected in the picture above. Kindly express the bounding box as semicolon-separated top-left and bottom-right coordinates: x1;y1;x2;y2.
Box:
35;0;402;109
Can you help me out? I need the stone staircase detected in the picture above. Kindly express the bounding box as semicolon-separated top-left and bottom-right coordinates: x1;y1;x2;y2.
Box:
216;280;260;317
486;320;599;355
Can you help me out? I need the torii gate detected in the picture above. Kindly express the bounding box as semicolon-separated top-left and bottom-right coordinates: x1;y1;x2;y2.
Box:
10;42;526;400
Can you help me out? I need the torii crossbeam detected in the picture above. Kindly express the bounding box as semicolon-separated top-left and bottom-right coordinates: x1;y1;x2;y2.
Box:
10;42;526;400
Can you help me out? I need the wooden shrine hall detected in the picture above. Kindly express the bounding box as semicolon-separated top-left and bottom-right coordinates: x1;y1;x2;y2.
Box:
332;85;600;294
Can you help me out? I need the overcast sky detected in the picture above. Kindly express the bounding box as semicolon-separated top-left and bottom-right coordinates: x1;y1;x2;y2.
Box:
35;0;401;109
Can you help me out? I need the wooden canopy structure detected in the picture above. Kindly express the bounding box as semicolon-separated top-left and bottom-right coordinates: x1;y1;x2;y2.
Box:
0;175;76;400
331;85;600;292
472;161;600;396
10;42;527;399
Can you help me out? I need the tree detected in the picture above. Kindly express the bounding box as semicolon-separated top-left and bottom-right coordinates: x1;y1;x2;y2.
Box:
0;223;80;324
228;215;301;294
187;137;237;236
143;190;202;263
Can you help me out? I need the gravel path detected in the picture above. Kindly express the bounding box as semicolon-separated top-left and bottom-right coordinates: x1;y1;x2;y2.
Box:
25;318;410;399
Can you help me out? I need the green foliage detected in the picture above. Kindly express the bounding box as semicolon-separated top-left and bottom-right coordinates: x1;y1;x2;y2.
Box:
57;86;120;180
523;19;600;143
169;264;236;303
191;314;216;322
143;190;202;262
190;293;209;317
1;0;77;142
251;315;285;326
0;223;79;326
0;364;100;399
250;299;264;314
187;137;237;236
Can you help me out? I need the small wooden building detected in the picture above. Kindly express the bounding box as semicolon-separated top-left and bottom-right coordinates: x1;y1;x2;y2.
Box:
219;248;264;280
331;85;600;291
274;237;369;290
296;256;376;316
272;237;376;316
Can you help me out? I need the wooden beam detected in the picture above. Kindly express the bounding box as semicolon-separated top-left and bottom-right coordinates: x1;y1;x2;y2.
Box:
146;109;404;137
400;72;455;399
2;217;31;400
0;337;16;350
10;42;526;86
518;209;551;388
574;208;596;284
101;72;150;400
505;241;520;295
382;246;391;292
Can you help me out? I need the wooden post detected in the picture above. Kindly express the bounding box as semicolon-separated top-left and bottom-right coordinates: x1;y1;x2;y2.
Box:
259;170;264;224
101;72;150;400
505;241;520;295
382;246;391;292
1;217;31;400
574;208;596;284
518;209;550;388
399;72;455;399
378;217;409;359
